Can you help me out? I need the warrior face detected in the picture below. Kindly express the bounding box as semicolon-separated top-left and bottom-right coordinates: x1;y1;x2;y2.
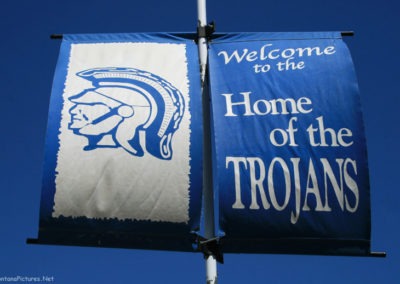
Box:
69;103;111;131
67;87;152;155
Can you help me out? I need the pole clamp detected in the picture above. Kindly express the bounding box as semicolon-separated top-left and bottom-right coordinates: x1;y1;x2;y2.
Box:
197;236;224;264
197;21;215;39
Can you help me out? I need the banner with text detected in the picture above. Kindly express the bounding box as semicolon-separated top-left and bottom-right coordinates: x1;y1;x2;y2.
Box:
37;33;203;251
209;32;371;255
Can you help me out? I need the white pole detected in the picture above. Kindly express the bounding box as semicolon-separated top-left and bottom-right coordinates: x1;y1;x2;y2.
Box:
197;0;208;84
197;0;218;283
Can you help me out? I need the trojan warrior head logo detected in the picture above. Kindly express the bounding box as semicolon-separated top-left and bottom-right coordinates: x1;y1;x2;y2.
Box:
68;67;185;160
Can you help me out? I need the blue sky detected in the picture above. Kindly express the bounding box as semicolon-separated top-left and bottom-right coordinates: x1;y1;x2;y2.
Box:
1;0;399;283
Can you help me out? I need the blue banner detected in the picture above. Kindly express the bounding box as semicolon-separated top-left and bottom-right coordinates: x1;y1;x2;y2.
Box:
209;32;371;255
37;33;203;251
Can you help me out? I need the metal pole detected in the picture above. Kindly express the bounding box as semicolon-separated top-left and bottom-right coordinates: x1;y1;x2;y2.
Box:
197;0;208;84
197;0;218;283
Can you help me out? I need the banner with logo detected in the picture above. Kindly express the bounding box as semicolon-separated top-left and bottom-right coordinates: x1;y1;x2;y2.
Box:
37;33;202;251
208;32;371;255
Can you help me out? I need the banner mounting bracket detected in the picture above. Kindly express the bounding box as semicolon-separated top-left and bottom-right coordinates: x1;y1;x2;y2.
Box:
50;34;63;39
341;31;354;36
197;21;215;41
197;236;224;264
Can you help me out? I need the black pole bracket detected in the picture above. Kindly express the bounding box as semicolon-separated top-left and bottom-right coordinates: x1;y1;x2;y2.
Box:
197;21;216;40
197;236;224;264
